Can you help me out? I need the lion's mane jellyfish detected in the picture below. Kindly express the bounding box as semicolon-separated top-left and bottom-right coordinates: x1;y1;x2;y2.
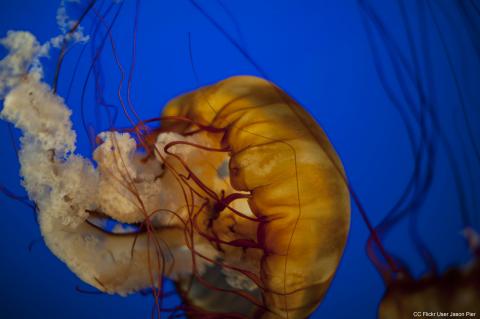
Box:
0;28;350;317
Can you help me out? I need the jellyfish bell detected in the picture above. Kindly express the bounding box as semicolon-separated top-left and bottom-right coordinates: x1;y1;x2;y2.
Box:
153;76;351;318
1;32;351;319
365;211;480;319
378;259;480;319
377;229;480;319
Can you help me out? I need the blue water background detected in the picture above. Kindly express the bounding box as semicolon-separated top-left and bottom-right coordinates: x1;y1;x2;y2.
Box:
0;1;479;318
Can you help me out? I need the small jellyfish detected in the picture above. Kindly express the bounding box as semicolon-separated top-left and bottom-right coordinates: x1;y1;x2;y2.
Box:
357;1;480;318
378;230;480;319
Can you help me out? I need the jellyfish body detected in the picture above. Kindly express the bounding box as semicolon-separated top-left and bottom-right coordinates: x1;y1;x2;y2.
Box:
378;258;480;319
1;75;349;318
353;0;480;317
375;230;480;319
158;76;351;318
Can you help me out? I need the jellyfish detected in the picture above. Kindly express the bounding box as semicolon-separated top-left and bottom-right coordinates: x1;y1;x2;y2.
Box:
0;20;350;319
356;1;480;317
10;0;480;317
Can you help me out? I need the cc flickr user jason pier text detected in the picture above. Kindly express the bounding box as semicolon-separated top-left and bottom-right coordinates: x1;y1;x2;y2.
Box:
413;312;477;318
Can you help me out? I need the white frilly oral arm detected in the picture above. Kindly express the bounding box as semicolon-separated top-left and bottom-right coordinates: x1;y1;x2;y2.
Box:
1;78;187;295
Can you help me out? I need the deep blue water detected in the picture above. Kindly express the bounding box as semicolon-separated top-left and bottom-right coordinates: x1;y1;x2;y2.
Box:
0;1;479;318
